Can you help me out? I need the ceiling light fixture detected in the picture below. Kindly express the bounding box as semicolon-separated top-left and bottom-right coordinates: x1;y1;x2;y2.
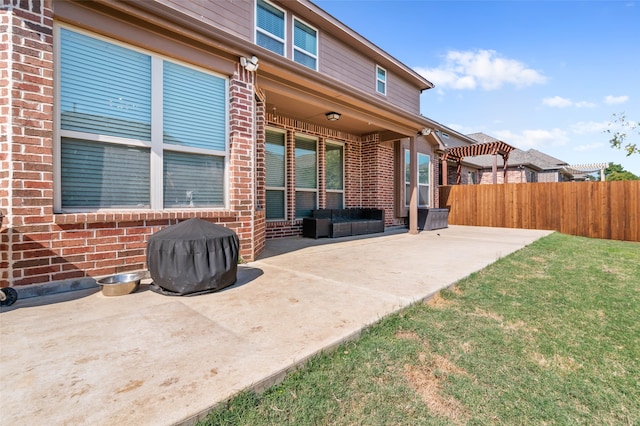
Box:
325;112;341;121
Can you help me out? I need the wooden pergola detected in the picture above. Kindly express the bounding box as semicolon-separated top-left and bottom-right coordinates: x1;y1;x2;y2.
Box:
441;141;516;184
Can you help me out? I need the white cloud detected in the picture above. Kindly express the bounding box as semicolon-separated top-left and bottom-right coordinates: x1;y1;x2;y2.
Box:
575;101;597;108
542;96;596;108
415;49;547;91
604;95;629;105
570;121;610;134
573;142;604;152
543;96;572;108
492;128;569;149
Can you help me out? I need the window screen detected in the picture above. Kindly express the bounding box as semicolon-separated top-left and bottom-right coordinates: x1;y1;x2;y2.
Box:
61;138;150;208
266;130;286;219
294;19;317;69
163;62;226;151
256;0;285;55
60;28;151;140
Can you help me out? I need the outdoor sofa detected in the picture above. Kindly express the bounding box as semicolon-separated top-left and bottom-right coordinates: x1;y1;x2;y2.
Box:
303;208;385;238
413;207;449;230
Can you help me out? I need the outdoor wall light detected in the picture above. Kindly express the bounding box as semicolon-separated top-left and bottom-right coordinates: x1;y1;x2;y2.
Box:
418;128;432;136
241;56;259;72
325;112;341;121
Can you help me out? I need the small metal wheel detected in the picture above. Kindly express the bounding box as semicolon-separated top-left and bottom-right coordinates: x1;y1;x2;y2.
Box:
0;287;18;307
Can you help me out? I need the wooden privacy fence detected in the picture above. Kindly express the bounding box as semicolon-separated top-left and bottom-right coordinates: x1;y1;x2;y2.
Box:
439;181;640;242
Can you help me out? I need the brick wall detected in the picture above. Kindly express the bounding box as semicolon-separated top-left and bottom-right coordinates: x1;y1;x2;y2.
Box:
1;9;11;284
253;96;266;255
479;167;532;184
229;66;260;260
1;3;264;288
361;134;399;226
264;114;364;239
1;1;55;287
446;163;480;185
343;136;362;208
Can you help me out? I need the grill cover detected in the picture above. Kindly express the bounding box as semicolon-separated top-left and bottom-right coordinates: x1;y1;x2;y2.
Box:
146;218;239;296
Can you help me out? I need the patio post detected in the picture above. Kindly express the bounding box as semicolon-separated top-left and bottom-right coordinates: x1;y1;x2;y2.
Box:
409;136;418;234
492;153;498;184
442;159;448;186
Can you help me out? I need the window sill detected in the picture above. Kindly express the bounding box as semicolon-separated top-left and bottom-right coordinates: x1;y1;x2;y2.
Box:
54;209;233;225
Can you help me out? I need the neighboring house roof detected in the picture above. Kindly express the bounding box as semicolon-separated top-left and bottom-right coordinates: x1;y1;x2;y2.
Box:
467;132;500;144
465;132;569;172
432;126;478;148
466;149;569;171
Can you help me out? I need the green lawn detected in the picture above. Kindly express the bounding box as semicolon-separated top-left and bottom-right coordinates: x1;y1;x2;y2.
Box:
198;233;640;425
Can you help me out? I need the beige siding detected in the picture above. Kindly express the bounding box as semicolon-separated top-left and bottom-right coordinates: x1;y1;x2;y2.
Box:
149;0;422;113
441;134;472;149
157;0;253;40
538;171;558;182
320;32;420;113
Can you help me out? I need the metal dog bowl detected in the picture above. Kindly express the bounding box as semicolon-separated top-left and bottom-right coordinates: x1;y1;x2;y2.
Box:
98;272;144;296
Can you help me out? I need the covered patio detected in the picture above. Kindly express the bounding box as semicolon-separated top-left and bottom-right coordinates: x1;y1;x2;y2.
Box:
0;226;552;425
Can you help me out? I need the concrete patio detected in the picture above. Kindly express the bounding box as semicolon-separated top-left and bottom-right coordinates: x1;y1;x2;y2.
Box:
0;225;552;425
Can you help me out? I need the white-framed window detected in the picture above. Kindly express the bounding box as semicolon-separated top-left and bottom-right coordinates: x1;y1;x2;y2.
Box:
376;65;387;95
325;141;344;209
265;128;286;220
55;26;228;211
404;150;430;207
293;18;318;70
256;0;285;55
295;134;318;218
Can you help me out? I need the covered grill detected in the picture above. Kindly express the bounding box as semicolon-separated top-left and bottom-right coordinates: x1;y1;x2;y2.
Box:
146;218;239;296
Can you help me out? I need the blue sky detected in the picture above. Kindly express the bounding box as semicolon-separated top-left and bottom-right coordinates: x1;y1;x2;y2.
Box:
314;0;640;176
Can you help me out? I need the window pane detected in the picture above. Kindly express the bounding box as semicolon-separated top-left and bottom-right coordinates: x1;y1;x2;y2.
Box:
293;50;316;69
295;137;317;189
294;20;317;55
163;151;224;208
60;29;151;140
163;62;226;151
326;144;343;190
419;185;429;206
295;191;316;218
61;138;150;208
266;190;285;219
377;67;386;81
377;80;386;94
257;0;284;38
326;192;343;209
256;33;284;55
266;131;285;187
418;153;430;185
404;150;410;183
405;184;411;207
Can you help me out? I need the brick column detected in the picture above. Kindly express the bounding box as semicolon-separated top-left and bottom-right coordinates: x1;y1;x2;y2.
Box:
1;1;54;287
229;65;260;261
253;96;266;257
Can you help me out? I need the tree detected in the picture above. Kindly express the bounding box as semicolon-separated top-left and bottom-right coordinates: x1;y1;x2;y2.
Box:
605;113;639;156
604;162;639;181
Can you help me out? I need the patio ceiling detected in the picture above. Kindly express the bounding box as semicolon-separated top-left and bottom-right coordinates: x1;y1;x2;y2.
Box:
257;59;435;139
